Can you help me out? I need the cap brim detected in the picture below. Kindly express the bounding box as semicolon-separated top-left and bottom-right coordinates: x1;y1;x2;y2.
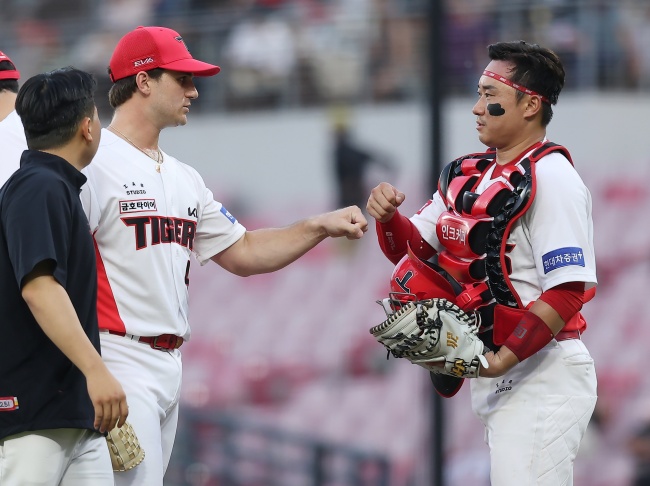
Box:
0;71;20;80
161;58;220;77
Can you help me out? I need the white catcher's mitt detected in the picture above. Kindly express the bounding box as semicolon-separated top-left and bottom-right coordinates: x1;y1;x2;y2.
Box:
370;298;488;378
106;421;145;472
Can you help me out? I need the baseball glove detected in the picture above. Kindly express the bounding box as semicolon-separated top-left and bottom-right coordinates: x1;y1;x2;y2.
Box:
106;421;145;472
370;298;488;378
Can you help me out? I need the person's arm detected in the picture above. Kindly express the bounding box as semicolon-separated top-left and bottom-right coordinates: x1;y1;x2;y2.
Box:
480;299;563;377
21;262;128;433
367;182;436;264
480;282;585;378
211;206;367;276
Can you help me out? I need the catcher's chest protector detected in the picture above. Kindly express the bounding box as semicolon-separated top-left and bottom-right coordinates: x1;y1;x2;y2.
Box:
436;142;572;310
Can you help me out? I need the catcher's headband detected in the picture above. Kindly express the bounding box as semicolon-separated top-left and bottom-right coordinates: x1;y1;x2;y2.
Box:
483;70;550;104
0;50;20;80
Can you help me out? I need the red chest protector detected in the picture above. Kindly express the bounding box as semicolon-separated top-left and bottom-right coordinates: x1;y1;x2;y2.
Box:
434;142;577;342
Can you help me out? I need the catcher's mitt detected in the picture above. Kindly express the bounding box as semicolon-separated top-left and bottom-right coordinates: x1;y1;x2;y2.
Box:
106;421;145;472
370;298;488;378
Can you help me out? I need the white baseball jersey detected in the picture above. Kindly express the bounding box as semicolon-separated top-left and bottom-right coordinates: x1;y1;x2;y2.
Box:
411;145;597;306
80;129;246;340
0;110;26;185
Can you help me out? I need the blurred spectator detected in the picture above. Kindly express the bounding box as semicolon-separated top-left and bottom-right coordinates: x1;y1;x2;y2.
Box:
222;4;297;109
329;105;394;210
624;0;650;90
97;0;155;30
11;19;66;80
24;0;91;22
295;0;374;102
592;0;635;88
536;5;584;88
368;0;426;101
68;29;124;120
67;0;156;119
444;0;496;95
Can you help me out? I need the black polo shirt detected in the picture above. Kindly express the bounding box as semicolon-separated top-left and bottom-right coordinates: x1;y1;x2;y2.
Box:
0;150;98;440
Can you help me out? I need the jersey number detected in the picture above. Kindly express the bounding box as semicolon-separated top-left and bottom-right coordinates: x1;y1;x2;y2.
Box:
185;259;191;286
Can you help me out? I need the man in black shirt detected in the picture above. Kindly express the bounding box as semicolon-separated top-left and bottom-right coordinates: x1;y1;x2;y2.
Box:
0;67;127;485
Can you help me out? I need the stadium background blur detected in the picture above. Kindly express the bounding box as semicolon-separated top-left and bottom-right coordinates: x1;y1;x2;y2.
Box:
2;0;650;484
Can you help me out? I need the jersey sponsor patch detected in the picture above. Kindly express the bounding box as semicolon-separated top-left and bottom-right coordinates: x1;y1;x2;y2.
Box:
220;205;237;224
542;247;585;274
0;396;19;411
119;199;157;214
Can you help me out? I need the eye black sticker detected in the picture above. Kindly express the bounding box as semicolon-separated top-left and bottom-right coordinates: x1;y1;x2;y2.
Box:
487;103;506;116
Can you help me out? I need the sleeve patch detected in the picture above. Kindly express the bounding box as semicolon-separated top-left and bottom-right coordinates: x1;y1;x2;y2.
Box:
220;205;237;224
542;247;585;274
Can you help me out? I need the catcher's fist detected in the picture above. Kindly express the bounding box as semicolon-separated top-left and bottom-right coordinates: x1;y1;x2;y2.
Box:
367;182;405;223
370;298;488;378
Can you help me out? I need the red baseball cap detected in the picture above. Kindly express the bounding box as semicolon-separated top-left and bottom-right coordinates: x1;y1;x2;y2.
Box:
0;50;20;80
108;26;220;82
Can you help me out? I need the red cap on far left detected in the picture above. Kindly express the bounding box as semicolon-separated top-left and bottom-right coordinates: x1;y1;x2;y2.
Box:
0;50;20;80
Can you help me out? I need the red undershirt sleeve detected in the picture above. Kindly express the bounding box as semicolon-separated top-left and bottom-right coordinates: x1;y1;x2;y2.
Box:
503;282;586;362
376;210;435;264
537;281;585;322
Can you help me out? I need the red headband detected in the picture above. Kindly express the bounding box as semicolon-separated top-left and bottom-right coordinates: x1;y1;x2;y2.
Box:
483;70;549;104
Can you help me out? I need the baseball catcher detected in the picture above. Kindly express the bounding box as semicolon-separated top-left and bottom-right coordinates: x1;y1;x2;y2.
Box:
370;244;488;383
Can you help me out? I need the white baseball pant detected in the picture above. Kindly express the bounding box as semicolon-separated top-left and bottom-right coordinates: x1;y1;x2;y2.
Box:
0;428;112;485
99;332;183;486
471;337;597;486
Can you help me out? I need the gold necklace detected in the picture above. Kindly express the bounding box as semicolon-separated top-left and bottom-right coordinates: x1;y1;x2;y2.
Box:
108;125;164;172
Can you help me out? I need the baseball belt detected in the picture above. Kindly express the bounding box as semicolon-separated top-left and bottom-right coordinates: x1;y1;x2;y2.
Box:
101;330;184;350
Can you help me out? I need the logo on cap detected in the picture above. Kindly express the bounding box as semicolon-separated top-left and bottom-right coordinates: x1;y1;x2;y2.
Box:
174;36;189;52
134;57;155;68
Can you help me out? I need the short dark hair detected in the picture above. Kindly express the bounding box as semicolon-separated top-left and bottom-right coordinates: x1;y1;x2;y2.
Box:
0;60;19;94
107;67;164;108
487;41;565;126
15;67;97;150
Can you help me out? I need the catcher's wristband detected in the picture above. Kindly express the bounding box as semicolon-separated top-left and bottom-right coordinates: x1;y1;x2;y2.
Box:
502;311;553;362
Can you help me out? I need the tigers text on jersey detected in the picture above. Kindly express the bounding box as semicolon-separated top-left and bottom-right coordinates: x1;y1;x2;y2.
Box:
81;129;246;340
411;147;597;307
